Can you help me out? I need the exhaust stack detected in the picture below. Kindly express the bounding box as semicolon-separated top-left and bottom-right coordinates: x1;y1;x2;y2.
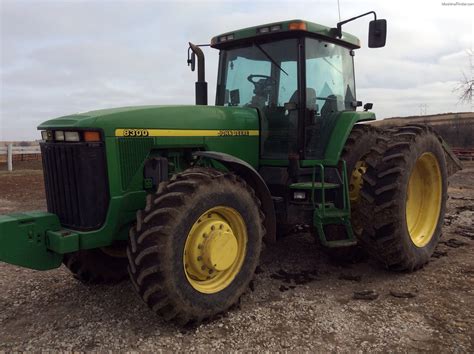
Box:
188;42;208;105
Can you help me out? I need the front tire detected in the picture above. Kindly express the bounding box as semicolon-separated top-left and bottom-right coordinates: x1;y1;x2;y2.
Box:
127;168;264;324
63;243;128;283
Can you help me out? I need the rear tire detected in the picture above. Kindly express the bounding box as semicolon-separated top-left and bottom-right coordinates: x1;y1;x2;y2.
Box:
127;168;264;325
359;125;448;271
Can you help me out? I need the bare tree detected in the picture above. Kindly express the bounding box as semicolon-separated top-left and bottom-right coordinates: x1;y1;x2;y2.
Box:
454;50;473;107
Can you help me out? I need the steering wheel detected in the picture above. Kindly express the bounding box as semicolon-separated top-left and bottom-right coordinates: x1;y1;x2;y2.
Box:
247;74;275;85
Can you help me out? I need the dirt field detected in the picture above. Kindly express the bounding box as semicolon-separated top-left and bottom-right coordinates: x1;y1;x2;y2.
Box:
0;161;473;351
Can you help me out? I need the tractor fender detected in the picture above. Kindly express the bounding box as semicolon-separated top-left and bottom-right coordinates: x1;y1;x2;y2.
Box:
193;151;276;243
324;111;376;164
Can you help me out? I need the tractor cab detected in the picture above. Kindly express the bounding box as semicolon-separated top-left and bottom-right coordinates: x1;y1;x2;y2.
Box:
213;21;358;161
207;16;386;162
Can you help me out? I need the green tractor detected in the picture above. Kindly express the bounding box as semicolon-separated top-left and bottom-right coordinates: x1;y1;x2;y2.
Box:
0;12;461;324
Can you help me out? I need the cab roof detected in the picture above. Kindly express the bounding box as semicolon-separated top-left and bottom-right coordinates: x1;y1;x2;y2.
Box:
211;19;361;49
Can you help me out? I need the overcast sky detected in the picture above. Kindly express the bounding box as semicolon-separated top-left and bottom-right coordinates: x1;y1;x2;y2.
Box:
1;0;473;140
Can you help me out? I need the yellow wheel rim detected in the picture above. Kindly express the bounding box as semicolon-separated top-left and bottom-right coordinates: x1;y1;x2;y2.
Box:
183;206;247;294
349;160;367;204
406;153;442;247
349;160;367;235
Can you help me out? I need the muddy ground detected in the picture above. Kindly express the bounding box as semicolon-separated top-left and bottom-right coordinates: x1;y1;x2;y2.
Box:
0;161;473;351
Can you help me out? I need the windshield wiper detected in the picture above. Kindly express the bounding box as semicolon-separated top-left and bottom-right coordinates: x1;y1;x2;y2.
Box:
322;57;342;74
255;43;288;76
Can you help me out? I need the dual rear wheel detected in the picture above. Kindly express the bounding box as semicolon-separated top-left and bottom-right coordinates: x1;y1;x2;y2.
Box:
322;124;447;271
358;125;447;270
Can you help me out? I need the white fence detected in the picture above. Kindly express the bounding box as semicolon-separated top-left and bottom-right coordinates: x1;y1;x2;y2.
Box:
0;144;41;171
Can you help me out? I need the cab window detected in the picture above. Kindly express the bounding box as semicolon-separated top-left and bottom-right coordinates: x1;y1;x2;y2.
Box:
304;38;356;159
217;39;299;159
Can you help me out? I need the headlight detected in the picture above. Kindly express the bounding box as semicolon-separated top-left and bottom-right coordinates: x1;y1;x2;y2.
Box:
41;130;53;141
218;33;235;42
54;130;65;141
64;131;80;142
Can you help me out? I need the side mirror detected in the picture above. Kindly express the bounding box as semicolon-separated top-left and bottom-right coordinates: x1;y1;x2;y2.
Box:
187;52;196;72
368;19;387;48
363;102;373;111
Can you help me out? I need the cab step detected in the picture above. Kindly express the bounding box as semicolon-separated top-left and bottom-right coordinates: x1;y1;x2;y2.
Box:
289;182;340;190
316;206;348;219
322;239;357;248
314;205;356;248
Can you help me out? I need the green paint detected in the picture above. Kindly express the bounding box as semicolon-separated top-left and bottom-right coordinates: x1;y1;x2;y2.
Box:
211;19;360;49
312;161;356;248
299;111;376;167
0;212;63;270
143;178;153;189
39;105;260;168
118;137;154;190
47;230;80;254
23;106;257;258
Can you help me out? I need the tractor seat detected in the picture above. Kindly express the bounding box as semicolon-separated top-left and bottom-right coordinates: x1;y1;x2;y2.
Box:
288;88;317;110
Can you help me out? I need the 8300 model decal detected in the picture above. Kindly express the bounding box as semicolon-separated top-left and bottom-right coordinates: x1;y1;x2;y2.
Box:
121;129;149;137
115;129;259;137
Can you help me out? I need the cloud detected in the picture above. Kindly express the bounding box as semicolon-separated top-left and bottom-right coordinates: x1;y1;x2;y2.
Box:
0;0;472;140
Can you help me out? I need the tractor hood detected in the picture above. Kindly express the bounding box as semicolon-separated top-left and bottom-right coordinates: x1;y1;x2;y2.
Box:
38;105;259;137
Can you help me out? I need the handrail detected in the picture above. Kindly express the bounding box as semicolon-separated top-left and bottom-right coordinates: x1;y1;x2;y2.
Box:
341;160;350;214
311;163;326;217
311;161;351;219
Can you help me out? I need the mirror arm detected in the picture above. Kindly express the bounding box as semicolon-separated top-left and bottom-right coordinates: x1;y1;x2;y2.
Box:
186;47;194;70
332;11;377;38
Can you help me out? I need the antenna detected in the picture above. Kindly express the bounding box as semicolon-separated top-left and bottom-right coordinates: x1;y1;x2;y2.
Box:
470;48;473;111
337;0;341;22
419;104;428;115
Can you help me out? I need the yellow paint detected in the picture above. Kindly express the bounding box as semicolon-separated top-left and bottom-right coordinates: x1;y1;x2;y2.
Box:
203;230;238;271
349;160;368;235
406;153;442;247
183;206;247;294
115;128;259;137
349;160;367;204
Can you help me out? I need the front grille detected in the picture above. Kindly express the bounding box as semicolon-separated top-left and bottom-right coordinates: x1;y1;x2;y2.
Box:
118;137;153;190
41;142;109;231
